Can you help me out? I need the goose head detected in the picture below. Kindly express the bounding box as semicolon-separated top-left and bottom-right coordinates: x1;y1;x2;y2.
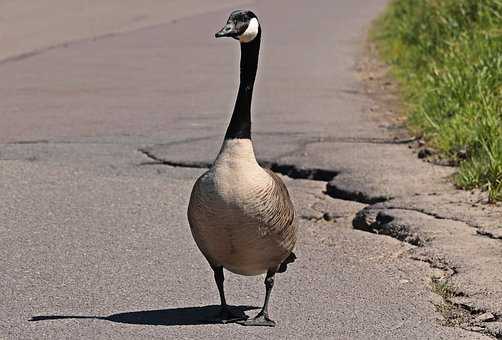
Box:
215;10;260;43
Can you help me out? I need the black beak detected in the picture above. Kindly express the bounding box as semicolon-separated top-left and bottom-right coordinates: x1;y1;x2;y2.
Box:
215;23;238;38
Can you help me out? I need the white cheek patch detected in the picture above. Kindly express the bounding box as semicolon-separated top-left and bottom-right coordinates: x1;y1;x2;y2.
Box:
239;18;259;43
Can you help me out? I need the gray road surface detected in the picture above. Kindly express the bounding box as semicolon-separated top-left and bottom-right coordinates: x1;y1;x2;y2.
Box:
0;1;488;339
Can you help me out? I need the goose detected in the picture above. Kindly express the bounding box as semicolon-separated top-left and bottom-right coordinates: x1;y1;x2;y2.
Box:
187;10;297;327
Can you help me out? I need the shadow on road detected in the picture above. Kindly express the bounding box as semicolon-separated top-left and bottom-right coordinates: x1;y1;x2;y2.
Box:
30;305;258;326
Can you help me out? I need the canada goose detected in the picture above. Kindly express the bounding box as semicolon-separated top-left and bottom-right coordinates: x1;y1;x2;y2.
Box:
187;10;297;327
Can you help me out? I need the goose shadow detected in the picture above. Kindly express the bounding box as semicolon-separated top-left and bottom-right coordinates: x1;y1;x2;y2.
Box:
30;305;258;326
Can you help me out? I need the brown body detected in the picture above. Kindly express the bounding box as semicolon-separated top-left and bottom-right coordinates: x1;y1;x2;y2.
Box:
188;139;297;276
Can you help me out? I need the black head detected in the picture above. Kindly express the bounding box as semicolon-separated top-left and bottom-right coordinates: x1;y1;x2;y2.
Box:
215;10;260;43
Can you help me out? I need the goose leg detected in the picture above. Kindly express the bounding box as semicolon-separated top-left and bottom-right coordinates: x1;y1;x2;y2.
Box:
211;265;247;323
237;269;277;327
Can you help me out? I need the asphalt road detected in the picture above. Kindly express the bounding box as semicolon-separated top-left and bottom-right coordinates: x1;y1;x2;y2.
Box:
0;1;488;339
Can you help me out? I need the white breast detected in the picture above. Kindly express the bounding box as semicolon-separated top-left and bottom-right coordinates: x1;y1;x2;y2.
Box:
210;138;272;201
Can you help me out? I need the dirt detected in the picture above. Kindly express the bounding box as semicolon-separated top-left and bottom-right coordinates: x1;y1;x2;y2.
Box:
351;40;502;339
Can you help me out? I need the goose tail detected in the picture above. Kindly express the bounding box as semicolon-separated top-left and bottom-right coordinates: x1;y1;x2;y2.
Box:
277;252;296;273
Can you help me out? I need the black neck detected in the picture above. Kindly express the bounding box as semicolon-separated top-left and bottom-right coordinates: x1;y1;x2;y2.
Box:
224;28;261;140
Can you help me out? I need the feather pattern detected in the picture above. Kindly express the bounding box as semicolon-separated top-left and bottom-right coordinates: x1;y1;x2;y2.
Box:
188;139;297;276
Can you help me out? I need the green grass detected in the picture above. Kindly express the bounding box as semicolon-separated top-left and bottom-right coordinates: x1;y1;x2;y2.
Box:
372;0;502;202
430;278;470;326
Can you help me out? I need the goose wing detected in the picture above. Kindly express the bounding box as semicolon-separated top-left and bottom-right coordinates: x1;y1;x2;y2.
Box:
261;169;296;249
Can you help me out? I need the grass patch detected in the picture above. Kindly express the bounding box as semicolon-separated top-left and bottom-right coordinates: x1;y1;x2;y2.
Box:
431;278;457;300
372;0;502;202
431;278;471;326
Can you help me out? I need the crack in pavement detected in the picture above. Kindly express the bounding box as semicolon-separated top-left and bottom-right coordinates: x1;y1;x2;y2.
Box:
325;182;390;204
138;148;212;169
138;148;339;182
299;214;325;222
3;133;414;149
0;32;120;66
378;206;502;243
0;2;258;67
353;207;426;246
353;202;499;236
354;203;502;338
137;143;502;338
409;250;502;338
383;206;484;230
475;229;502;240
317;136;418;145
7;140;50;145
409;254;457;276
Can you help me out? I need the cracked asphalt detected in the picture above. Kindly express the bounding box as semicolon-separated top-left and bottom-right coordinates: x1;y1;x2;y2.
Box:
0;0;496;339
